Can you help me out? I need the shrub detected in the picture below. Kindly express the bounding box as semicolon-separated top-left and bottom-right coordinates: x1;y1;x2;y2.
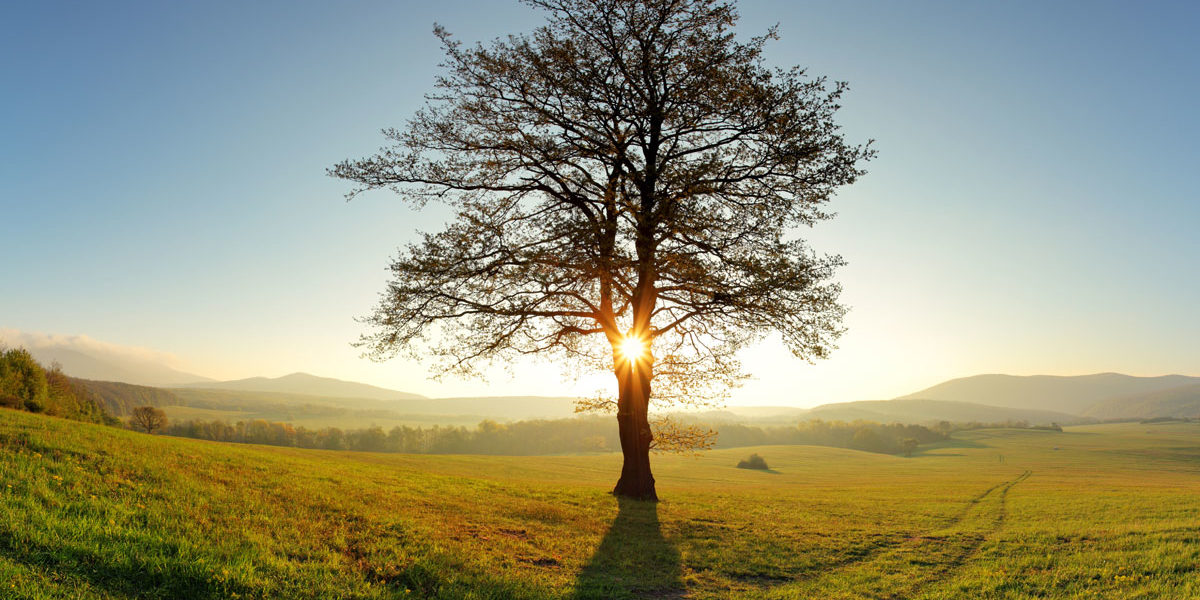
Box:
0;394;22;409
737;453;768;470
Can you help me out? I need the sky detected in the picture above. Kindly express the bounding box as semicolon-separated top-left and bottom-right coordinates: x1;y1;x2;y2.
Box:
2;0;1197;407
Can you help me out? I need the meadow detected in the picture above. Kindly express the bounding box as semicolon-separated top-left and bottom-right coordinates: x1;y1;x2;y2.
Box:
1;408;1197;599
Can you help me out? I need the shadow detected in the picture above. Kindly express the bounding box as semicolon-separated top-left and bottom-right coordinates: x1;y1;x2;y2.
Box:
573;497;683;599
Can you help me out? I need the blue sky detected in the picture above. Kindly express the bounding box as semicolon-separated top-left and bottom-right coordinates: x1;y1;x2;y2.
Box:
2;1;1197;405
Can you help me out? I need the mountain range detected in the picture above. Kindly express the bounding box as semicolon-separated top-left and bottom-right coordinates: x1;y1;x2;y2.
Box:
9;329;1200;425
176;372;427;402
897;373;1200;415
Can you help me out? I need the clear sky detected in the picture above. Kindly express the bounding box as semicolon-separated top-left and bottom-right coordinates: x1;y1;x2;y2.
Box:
2;1;1197;406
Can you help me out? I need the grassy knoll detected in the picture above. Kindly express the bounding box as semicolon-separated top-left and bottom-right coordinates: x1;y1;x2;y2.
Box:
0;409;1197;599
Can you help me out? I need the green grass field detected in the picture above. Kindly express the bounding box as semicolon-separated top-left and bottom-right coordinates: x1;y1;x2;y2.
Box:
1;408;1197;599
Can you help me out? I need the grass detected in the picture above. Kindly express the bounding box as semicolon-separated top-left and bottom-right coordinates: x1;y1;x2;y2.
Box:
1;409;1198;598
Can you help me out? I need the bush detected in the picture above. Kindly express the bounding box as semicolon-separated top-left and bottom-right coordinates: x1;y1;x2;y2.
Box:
737;453;768;470
0;394;23;409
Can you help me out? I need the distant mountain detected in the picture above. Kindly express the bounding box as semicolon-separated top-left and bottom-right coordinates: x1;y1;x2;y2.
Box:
897;373;1200;415
802;398;1084;425
684;399;1081;427
10;338;212;387
1085;383;1200;420
177;372;426;402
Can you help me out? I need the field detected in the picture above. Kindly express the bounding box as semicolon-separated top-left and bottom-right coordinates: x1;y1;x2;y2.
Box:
156;405;488;430
1;409;1198;599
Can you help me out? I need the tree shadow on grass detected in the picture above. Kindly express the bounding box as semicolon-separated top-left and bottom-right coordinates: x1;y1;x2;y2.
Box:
572;497;682;599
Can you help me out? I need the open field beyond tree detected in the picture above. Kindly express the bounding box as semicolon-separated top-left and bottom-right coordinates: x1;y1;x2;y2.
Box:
1;409;1198;599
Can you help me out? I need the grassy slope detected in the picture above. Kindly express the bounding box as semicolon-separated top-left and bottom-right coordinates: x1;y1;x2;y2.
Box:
1;409;1197;599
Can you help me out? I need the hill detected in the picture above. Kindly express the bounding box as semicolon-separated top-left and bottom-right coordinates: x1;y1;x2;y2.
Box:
176;372;425;401
2;408;1199;598
897;372;1200;415
162;390;581;430
70;380;584;429
801;398;1084;425
70;378;182;417
689;399;1083;427
1085;382;1200;420
168;388;579;423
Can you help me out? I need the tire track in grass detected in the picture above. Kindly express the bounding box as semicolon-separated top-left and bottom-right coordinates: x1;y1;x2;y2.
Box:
902;470;1031;599
762;470;1031;600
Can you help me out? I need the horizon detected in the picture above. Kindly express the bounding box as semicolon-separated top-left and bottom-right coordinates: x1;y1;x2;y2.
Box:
2;326;1197;408
3;0;1197;407
4;3;1200;597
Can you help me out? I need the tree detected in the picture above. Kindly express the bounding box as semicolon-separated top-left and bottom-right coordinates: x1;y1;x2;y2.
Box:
130;406;168;434
0;347;49;413
901;438;919;457
333;0;871;500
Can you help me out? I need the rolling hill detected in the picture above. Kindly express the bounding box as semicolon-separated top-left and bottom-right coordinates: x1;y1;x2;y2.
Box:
691;399;1083;426
897;373;1200;415
176;372;426;401
801;398;1084;425
1084;382;1200;420
70;378;183;417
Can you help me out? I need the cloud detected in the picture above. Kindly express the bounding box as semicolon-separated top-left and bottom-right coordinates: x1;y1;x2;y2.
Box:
0;328;183;369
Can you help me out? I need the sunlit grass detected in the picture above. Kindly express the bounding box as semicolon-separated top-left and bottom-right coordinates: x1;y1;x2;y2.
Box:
0;409;1198;598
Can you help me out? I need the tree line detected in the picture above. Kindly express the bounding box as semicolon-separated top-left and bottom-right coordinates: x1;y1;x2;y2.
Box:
162;416;947;457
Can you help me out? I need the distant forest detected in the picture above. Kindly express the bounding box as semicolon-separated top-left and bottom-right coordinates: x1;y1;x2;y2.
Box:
3;347;1078;458
163;417;948;457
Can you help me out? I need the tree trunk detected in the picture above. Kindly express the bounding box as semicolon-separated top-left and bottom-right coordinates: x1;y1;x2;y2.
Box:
612;357;657;501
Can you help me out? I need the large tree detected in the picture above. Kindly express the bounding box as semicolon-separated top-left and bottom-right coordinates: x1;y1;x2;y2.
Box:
333;0;872;500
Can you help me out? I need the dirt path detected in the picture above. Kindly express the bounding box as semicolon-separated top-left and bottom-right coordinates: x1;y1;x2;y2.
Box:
761;470;1032;600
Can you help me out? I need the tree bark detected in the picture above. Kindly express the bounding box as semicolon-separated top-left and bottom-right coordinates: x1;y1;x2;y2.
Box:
612;356;657;501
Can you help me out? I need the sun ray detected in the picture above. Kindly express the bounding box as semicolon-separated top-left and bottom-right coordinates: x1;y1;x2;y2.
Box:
618;334;648;366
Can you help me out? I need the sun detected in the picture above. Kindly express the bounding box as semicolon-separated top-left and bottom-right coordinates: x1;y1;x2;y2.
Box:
618;334;648;365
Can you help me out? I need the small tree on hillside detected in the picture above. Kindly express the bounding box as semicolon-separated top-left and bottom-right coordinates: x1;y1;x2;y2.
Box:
333;0;871;500
130;406;168;434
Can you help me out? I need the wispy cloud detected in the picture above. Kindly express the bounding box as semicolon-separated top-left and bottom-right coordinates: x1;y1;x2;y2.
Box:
0;328;183;369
